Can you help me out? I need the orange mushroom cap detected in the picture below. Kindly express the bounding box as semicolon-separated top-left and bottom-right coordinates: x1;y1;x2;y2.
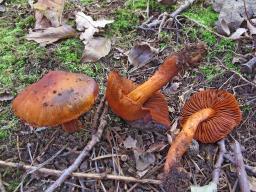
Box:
12;71;98;127
180;89;242;143
106;71;170;129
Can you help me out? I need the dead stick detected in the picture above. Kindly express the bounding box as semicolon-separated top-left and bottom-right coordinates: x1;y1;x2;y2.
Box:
0;160;161;185
224;153;256;176
142;0;196;28
212;139;226;184
45;101;108;192
0;174;6;192
232;140;250;192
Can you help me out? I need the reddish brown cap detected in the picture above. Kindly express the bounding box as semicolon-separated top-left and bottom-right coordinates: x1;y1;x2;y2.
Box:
12;71;98;127
106;71;170;129
181;89;242;143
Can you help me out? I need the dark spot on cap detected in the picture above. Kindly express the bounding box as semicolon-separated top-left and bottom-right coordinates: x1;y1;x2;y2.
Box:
53;90;57;94
58;93;62;96
43;102;48;107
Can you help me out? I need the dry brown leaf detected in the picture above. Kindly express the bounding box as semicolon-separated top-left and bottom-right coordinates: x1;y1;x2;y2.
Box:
26;25;76;46
123;135;137;149
0;91;13;102
128;43;158;72
220;19;231;35
82;37;111;63
247;20;256;35
134;149;155;171
76;11;113;43
33;0;64;29
229;28;248;40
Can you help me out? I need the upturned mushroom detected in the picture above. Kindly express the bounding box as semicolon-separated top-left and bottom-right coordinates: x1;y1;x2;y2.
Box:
164;89;242;173
106;43;206;129
12;71;98;133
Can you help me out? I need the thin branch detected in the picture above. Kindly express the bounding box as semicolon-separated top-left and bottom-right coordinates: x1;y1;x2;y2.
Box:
216;57;256;87
232;140;250;192
45;99;108;192
212;139;226;184
0;160;161;185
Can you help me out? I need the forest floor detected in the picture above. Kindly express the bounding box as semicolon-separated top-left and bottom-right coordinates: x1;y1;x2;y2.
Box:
0;0;256;191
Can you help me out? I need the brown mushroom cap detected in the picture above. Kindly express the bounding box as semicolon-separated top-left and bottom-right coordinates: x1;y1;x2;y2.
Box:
180;89;242;143
12;71;98;127
106;71;170;129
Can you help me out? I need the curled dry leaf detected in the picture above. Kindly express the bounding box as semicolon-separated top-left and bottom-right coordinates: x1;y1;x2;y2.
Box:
26;25;76;46
229;28;248;40
123;135;137;149
82;37;111;63
247;20;256;35
128;43;158;72
0;91;13;102
75;11;113;62
34;0;65;29
134;149;156;171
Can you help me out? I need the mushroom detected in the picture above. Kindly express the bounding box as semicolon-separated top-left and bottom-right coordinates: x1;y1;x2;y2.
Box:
12;71;98;133
106;43;206;129
164;89;242;173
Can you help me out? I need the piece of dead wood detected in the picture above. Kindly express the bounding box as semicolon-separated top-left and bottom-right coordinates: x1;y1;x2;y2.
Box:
0;160;161;185
232;140;250;192
45;98;108;192
141;0;197;35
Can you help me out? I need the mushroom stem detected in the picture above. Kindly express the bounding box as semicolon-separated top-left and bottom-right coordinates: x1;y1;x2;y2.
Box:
164;108;215;173
128;55;179;104
62;119;83;133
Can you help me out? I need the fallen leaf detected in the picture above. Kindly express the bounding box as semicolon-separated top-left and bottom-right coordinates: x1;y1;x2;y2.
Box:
134;149;156;171
191;182;217;192
164;82;181;95
230;28;248;40
170;119;178;132
82;37;111;63
26;25;76;46
215;0;256;35
247;20;256;35
128;43;158;72
249;176;256;191
0;91;13;102
123;135;137;149
220;19;231;35
34;0;65;29
76;11;114;31
76;11;113;43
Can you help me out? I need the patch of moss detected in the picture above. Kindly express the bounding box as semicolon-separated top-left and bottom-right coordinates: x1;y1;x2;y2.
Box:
126;0;174;12
110;8;140;33
183;6;218;27
80;0;93;5
200;64;222;80
0;17;46;90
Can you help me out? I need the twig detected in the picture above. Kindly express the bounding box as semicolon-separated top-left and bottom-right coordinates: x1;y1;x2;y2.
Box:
231;140;250;192
0;160;162;185
141;0;196;29
45;99;108;192
224;153;256;176
0;174;6;192
212;139;226;184
216;57;256;87
92;95;106;130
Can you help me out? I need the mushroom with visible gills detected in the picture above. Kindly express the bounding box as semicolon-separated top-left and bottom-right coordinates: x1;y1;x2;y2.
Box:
106;43;207;130
164;89;242;173
12;71;99;133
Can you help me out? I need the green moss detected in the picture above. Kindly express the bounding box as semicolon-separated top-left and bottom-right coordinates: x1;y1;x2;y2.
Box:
126;0;173;12
200;64;222;80
110;8;140;33
80;0;93;5
184;6;218;27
